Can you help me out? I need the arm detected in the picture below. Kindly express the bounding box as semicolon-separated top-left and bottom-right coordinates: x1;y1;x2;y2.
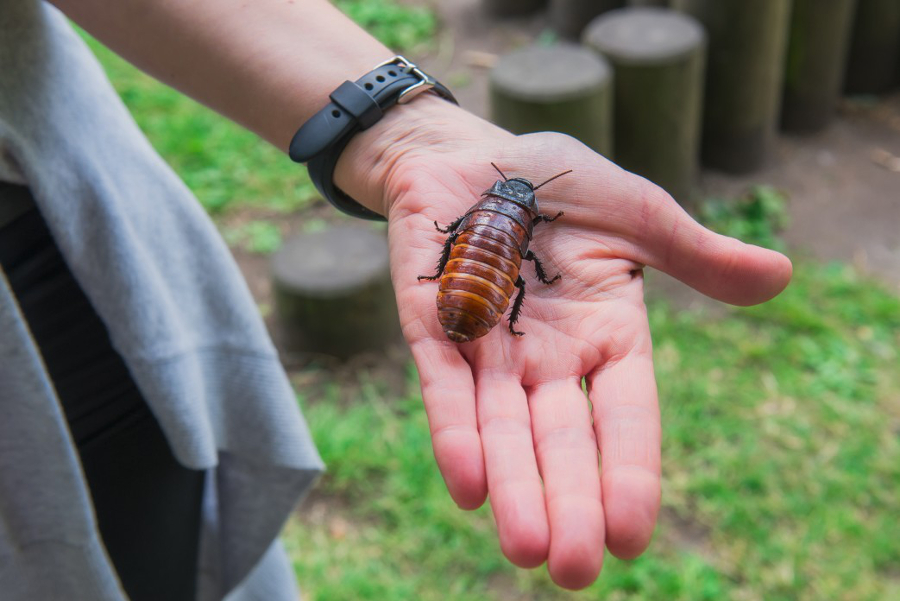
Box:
52;0;792;589
49;0;456;217
51;0;391;150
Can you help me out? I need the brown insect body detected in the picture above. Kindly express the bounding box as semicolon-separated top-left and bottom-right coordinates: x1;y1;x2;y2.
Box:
438;195;534;342
418;166;569;343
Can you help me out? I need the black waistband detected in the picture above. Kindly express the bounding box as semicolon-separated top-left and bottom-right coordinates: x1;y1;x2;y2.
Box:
0;188;204;601
0;181;36;229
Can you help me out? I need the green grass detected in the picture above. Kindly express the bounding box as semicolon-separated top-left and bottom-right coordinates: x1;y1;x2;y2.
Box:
699;185;791;253
286;261;899;600
650;262;900;600
220;220;283;254
284;190;900;599
335;0;437;52
80;32;317;215
284;259;900;600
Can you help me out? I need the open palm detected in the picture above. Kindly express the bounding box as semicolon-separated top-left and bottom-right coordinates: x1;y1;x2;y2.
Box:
373;124;791;589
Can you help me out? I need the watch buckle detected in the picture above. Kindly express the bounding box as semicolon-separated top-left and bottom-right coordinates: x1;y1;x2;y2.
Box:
378;55;436;104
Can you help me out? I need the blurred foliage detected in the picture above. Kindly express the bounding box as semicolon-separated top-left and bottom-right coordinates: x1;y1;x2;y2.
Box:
220;220;283;254
535;29;560;46
78;29;317;216
335;0;437;52
649;260;900;601
286;257;900;599
699;185;791;252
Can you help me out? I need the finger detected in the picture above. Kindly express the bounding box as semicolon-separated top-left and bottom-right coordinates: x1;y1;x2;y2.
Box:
477;372;549;568
391;209;488;510
588;345;661;560
410;338;487;510
624;179;792;306
529;378;604;590
508;134;790;305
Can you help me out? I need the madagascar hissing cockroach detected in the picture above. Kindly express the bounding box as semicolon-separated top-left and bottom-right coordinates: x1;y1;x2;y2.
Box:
417;163;572;342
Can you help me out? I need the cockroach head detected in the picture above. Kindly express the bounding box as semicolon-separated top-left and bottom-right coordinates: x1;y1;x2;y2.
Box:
485;178;539;211
486;163;573;211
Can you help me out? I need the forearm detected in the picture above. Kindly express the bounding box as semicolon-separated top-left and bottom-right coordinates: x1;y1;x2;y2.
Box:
52;0;392;150
51;0;480;216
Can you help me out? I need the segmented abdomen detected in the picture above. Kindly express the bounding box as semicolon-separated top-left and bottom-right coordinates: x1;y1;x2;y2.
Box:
437;214;526;342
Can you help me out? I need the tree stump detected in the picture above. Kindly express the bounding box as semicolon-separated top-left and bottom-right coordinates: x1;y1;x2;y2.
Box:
483;0;547;17
782;0;858;133
672;0;792;173
843;0;900;94
583;7;705;205
490;44;613;157
271;226;401;360
551;0;626;40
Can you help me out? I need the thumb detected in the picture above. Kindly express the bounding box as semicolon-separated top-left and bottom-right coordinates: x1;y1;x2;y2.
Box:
627;180;792;306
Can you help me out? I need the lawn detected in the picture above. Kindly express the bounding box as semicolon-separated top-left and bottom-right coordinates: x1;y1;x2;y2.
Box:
283;255;900;601
79;4;900;599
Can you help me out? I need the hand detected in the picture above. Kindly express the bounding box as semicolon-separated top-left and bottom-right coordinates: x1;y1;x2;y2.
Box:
336;97;792;589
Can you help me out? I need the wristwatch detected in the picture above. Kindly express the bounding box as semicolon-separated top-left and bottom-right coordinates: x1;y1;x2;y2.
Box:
289;55;458;221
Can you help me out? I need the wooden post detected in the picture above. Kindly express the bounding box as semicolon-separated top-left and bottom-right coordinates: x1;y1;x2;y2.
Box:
271;226;401;360
843;0;900;94
672;0;792;173
782;0;858;133
483;0;547;17
551;0;626;40
490;43;614;157
583;7;706;205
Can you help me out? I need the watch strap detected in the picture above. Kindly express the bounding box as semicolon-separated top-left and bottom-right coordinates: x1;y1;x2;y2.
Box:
289;56;457;221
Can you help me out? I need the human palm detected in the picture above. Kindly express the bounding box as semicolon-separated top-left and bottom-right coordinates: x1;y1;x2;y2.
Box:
344;113;791;589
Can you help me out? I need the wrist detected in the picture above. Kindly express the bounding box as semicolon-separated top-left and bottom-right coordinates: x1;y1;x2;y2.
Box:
333;93;491;218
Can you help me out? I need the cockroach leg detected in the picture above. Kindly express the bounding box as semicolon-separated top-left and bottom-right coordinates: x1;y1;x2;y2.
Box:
524;250;561;285
417;232;459;281
434;214;466;234
508;275;526;336
532;211;564;226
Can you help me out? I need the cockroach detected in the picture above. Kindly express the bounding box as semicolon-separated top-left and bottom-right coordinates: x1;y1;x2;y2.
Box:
417;163;572;342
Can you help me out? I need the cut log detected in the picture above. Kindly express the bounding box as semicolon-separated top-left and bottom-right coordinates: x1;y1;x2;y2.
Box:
271;226;401;360
672;0;793;173
844;0;900;94
483;0;547;17
551;0;626;40
490;43;613;157
583;7;706;205
782;0;858;133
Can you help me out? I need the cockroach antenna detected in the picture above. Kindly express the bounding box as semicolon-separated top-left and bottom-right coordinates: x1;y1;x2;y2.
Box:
533;169;574;191
490;162;509;181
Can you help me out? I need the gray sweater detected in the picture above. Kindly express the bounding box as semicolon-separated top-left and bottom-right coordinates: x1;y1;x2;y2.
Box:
0;2;324;599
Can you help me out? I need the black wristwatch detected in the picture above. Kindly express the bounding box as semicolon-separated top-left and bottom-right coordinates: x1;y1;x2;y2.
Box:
289;55;457;221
